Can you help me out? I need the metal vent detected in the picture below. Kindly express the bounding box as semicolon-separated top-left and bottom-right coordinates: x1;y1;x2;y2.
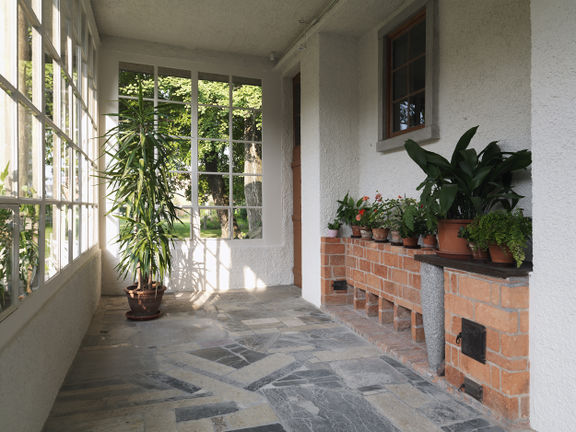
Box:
462;377;483;401
457;318;486;364
332;280;348;291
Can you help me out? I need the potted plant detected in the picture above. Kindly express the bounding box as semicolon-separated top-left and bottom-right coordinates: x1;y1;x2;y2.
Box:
395;197;427;248
473;210;532;267
354;197;376;240
327;219;341;238
372;193;392;242
101;84;180;320
405;126;532;259
458;220;490;261
336;193;367;237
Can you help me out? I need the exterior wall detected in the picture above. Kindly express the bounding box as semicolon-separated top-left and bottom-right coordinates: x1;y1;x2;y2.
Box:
0;248;101;432
530;1;576;430
98;38;293;294
298;33;360;306
356;0;532;211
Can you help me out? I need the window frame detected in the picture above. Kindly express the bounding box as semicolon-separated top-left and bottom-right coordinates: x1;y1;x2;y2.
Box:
377;0;438;153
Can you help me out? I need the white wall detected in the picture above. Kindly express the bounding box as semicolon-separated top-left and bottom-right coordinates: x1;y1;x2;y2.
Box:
0;249;101;432
357;0;532;210
530;1;576;430
98;38;293;294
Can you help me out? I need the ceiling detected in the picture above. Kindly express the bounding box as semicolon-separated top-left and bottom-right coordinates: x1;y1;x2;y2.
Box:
90;0;406;59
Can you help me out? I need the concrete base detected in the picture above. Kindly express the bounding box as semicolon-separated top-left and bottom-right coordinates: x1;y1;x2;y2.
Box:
420;262;445;375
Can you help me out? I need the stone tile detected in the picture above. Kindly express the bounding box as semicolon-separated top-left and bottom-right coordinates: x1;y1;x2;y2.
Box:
190;344;268;369
262;386;400;432
366;391;443;432
227;424;286;432
222;404;279;430
418;400;478;426
175;418;214;432
228;353;295;385
386;383;434;408
312;346;384;362
270;368;344;389
330;357;407;389
175;402;238;422
241;318;280;326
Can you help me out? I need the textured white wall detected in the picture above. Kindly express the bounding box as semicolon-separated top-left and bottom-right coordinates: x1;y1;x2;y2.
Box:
99;38;293;294
356;0;532;211
0;249;101;432
530;1;576;430
298;33;359;306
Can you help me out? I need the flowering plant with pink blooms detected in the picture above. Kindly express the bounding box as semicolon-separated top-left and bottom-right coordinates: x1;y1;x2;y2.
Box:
336;193;369;226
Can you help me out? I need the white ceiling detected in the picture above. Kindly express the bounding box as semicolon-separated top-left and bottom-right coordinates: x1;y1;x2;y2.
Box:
90;0;406;59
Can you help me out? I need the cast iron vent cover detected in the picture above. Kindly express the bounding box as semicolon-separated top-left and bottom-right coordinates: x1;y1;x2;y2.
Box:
457;318;486;364
332;280;348;291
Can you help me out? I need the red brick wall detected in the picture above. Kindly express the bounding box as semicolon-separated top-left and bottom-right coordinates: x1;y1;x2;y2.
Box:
444;269;530;422
320;237;435;342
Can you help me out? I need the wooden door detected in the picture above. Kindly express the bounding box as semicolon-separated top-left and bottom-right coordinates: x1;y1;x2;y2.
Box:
292;74;302;288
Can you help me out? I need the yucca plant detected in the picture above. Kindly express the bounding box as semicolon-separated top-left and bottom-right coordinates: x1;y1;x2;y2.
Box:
101;83;179;293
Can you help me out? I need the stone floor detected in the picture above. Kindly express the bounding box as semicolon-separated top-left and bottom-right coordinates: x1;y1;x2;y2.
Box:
44;286;514;432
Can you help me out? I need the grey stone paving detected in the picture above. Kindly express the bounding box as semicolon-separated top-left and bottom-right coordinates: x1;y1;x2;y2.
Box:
43;286;511;432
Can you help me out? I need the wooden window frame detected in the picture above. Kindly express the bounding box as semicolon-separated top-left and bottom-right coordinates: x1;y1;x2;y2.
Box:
377;0;438;153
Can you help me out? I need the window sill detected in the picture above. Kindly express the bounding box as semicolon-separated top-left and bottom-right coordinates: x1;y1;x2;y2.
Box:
377;124;439;153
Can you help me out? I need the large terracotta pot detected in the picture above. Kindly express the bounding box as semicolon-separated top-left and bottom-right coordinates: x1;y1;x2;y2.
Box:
125;284;166;321
372;227;389;242
488;244;514;265
469;243;489;261
422;234;437;249
436;219;472;259
351;225;362;238
360;227;372;240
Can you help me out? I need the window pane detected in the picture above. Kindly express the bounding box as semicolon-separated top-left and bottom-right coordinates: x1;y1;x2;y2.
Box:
18;103;41;198
171;208;190;240
42;0;56;48
0;91;16;197
0;208;15;313
18;4;36;100
233;109;261;141
170;138;191;171
198;140;229;173
392;99;409;133
392;32;409;68
199;208;228;239
60;205;69;267
73;150;80;201
119;63;154;98
61;144;70;201
409;57;425;93
410;19;426;57
61;19;69;74
0;1;17;84
61;72;70;135
158;67;191;102
19;204;40;297
198;74;229;106
233;208;262;239
233;142;262;174
72;44;79;87
72;205;79;258
171;172;191;206
392;66;408;100
81;205;89;253
45;127;56;198
409;92;425;127
233;176;262;206
118;98;154;123
198;174;229;206
44;52;55;119
45;204;59;279
198;106;229;139
232;77;262;109
158;102;191;137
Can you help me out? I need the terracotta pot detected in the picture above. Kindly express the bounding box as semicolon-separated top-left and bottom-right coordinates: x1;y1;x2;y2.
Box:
351;225;362;237
390;230;402;244
488;244;514;265
326;229;339;238
436;219;472;259
125;284;166;321
360;228;372;240
469;243;489;261
402;236;419;248
422;234;437;249
372;227;389;242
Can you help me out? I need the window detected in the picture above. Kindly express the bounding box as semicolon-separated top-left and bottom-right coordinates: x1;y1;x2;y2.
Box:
0;0;99;319
377;0;438;152
118;65;263;240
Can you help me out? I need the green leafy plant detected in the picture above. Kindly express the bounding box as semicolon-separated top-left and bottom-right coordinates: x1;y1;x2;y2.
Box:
472;210;532;267
389;197;428;238
327;219;341;230
336;193;367;226
101;83;180;292
404;126;532;222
